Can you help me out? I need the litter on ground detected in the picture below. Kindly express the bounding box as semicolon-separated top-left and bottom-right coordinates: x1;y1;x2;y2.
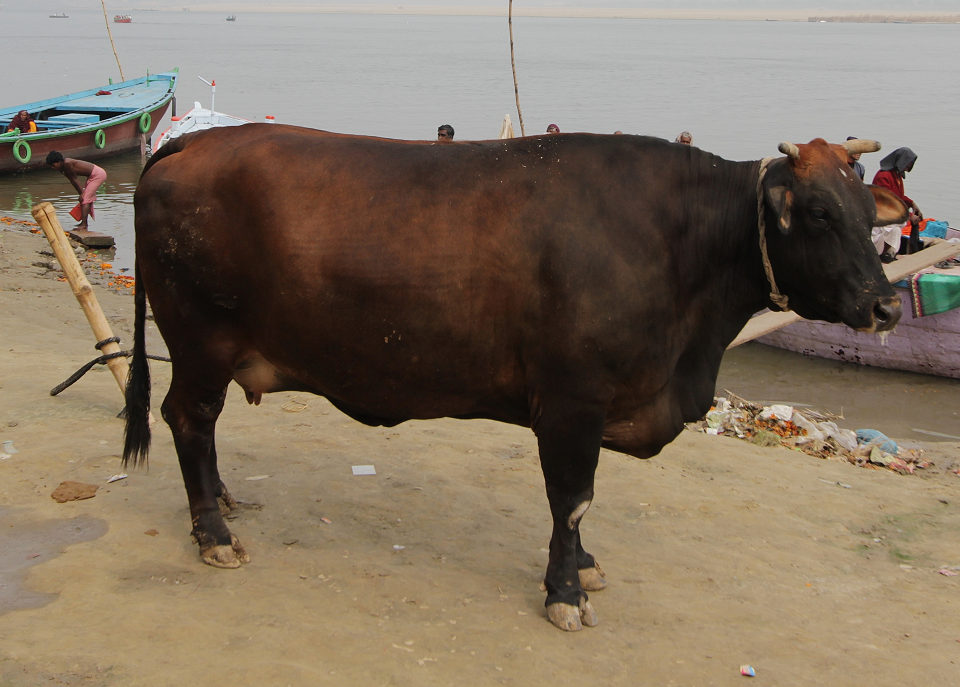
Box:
690;391;933;475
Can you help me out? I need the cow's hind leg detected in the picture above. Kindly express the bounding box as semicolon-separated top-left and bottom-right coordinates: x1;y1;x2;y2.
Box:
162;368;249;569
536;399;605;631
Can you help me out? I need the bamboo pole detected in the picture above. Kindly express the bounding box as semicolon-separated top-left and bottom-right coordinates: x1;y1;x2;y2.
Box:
100;0;125;81
508;0;525;136
32;202;130;398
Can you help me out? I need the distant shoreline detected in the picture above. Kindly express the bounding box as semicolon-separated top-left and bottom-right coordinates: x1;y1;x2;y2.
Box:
179;6;960;23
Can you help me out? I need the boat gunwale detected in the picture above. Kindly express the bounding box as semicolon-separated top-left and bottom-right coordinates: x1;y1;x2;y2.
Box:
0;70;179;133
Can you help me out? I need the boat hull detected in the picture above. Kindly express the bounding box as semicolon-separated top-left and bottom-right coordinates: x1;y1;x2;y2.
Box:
152;102;254;153
757;286;960;379
1;71;177;174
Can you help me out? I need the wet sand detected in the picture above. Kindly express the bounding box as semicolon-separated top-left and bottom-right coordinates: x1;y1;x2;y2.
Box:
1;226;959;685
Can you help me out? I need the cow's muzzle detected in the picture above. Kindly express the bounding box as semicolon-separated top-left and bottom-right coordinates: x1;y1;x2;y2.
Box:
870;295;902;333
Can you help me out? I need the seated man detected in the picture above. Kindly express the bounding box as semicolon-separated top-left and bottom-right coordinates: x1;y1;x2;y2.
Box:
6;110;37;134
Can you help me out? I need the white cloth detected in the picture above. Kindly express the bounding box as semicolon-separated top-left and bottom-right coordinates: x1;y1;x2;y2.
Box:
871;224;902;254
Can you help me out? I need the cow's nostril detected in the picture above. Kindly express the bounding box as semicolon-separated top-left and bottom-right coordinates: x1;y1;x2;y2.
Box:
873;299;902;331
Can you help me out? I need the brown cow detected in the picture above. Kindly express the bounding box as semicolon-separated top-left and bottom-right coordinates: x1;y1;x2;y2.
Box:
124;127;905;631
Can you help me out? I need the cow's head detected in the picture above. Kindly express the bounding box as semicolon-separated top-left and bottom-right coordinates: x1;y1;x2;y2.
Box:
760;137;904;332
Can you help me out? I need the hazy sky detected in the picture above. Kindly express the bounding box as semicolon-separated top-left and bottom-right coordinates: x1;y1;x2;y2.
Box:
12;1;960;10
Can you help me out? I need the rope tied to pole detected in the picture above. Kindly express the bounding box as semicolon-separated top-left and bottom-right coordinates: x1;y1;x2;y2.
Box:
756;157;790;311
50;336;170;397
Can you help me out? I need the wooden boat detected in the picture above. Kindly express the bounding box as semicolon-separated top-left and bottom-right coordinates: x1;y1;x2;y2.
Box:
0;69;178;174
152;76;269;153
226;15;237;22
732;236;960;379
114;15;132;23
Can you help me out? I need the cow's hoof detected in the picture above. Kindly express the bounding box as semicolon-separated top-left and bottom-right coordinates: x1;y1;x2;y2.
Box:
579;598;599;627
200;536;250;568
546;599;599;631
217;484;239;513
579;563;607;591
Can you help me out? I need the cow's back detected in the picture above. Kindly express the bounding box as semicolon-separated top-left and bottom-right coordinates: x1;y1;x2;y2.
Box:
136;125;605;425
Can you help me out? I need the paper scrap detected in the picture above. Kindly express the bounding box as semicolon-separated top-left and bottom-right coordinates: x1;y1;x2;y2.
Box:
352;465;376;476
107;473;128;483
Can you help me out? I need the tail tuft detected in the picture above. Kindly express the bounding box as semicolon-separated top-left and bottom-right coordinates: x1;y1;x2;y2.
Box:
122;260;151;468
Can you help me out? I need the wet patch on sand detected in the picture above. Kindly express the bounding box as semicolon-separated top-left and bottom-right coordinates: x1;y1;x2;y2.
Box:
0;508;108;614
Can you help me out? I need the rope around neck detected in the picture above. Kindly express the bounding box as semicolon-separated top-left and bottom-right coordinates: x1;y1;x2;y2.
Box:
756;158;790;311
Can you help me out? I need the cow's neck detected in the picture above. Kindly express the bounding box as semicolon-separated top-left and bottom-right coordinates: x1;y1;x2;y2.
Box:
669;157;777;346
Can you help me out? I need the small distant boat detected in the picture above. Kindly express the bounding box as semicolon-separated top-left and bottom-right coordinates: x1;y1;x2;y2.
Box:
1;69;178;174
49;12;69;19
152;76;268;153
114;14;132;23
226;15;237;22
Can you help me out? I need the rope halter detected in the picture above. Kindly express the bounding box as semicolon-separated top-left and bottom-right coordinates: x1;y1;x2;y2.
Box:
756;157;790;311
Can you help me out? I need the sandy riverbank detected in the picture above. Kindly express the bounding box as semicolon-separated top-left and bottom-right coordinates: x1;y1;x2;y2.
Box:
1;225;959;685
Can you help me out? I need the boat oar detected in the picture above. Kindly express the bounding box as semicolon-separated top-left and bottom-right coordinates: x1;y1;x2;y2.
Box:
32;202;130;400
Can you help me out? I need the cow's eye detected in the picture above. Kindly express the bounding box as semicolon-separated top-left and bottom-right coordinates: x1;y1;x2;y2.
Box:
809;207;829;229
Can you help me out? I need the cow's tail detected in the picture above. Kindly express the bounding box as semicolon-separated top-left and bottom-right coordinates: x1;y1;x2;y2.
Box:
122;258;151;468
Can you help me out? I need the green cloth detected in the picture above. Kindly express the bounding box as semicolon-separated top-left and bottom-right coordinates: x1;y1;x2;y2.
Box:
910;272;960;317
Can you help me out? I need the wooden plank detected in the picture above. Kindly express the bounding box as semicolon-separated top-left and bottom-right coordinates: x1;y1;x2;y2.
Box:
728;239;960;348
67;229;115;248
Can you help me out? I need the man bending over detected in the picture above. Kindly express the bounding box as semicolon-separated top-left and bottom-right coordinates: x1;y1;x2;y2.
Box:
45;151;107;231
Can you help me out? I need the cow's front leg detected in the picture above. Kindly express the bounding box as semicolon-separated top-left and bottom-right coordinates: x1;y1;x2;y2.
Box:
536;400;605;631
163;373;249;569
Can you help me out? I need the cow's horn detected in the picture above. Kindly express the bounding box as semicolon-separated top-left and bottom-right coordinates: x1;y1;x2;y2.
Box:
842;139;881;155
778;142;800;159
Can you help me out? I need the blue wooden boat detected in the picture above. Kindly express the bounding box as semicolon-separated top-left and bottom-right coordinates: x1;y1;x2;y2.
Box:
0;69;178;174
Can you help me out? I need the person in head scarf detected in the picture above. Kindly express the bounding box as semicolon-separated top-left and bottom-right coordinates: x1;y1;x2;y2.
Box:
546;123;560;134
870;147;921;262
6;110;37;134
872;147;921;219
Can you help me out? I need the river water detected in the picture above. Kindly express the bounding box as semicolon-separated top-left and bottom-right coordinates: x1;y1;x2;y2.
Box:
2;8;958;442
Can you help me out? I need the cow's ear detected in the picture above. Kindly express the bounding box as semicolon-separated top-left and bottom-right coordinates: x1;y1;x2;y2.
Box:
764;185;794;234
869;185;909;227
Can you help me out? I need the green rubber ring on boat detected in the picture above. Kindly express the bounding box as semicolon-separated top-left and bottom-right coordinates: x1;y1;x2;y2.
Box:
13;139;31;164
138;112;151;133
94;129;106;149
